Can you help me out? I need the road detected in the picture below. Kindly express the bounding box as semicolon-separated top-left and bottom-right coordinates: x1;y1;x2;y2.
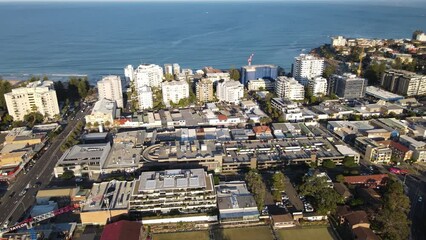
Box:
0;107;90;230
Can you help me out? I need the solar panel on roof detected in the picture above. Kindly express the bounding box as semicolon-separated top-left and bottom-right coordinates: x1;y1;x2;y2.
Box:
164;177;175;188
145;180;156;189
176;178;188;188
189;177;199;187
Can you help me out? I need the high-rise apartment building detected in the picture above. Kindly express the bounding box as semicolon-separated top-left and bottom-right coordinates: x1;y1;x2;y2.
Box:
381;69;426;96
164;64;173;75
134;64;164;88
138;86;153;110
124;65;134;85
196;78;214;103
292;54;324;86
216;80;244;104
5;80;60;121
97;75;124;108
162;80;189;105
332;73;367;99
308;77;328;97
275;76;305;101
241;65;278;85
173;63;181;75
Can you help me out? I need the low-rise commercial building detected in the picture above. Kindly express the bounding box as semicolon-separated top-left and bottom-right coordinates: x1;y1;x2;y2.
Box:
216;181;259;224
129;169;216;214
81;181;133;224
85;98;117;127
54;143;112;179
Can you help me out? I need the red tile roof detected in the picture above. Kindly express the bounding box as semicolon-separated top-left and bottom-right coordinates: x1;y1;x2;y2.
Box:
345;211;370;227
100;220;142;240
352;227;380;240
253;126;272;134
218;114;228;121
344;174;389;186
390;141;410;153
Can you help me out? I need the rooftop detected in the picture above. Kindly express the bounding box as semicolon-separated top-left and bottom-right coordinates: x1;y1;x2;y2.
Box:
137;168;208;192
82;180;133;212
92;98;116;115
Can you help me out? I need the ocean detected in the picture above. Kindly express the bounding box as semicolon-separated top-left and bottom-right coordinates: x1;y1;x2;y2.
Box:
0;1;426;83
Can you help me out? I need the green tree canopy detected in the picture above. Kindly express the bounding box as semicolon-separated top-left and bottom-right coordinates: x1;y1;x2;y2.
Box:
246;170;266;210
0;79;12;110
375;178;411;240
299;175;343;214
24;111;44;128
322;159;336;169
271;172;286;202
343;156;358;168
229;68;240;81
364;61;386;86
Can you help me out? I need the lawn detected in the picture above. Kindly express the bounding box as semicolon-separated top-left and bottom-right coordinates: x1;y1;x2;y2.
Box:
277;227;335;240
215;226;274;240
153;231;209;240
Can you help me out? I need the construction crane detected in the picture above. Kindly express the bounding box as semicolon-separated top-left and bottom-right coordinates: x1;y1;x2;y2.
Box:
247;53;254;66
356;47;365;77
0;192;108;239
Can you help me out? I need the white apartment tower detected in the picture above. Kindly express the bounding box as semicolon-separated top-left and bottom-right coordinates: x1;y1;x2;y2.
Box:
124;65;134;84
164;64;173;75
216;80;244;104
97;75;124;108
5;80;60;121
162;80;189;105
134;64;164;88
173;63;181;75
308;77;328;97
275;76;305;101
138;86;153;110
292;54;325;86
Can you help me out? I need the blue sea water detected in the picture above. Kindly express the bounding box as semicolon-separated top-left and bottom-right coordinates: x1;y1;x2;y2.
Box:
0;1;426;83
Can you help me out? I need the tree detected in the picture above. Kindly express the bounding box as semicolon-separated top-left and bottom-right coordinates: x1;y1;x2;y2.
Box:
322;64;336;79
364;61;386;86
104;121;111;128
24;111;44;128
299;175;343;214
60;170;75;180
246;170;266;210
0;80;12;110
375;178;411;240
164;73;174;81
271;172;286;202
86;122;92;129
343;156;358;168
322;159;336;169
229;68;240;81
93;122;100;128
259;117;272;125
54;81;66;103
336;174;345;183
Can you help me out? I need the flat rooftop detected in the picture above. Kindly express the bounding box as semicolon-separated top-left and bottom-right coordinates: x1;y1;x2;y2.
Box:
82;180;133;212
137;168;207;192
365;86;404;101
